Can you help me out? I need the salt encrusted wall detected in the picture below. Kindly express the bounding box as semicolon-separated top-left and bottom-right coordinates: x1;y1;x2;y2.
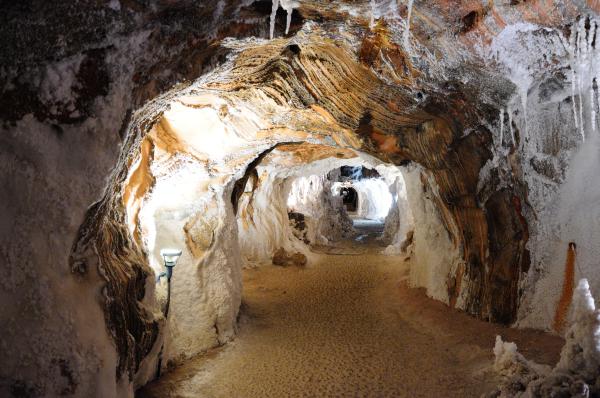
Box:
138;153;241;371
475;16;600;330
381;166;413;253
378;163;463;304
0;20;149;398
351;178;394;221
0;111;126;397
399;165;464;305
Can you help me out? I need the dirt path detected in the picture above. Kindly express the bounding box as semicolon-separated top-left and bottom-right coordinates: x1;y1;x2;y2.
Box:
138;254;562;398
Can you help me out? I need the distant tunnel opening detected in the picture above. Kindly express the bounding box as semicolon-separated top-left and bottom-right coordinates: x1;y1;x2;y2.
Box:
340;186;358;212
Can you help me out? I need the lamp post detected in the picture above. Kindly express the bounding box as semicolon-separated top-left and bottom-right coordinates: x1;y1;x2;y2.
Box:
156;248;182;378
157;248;182;318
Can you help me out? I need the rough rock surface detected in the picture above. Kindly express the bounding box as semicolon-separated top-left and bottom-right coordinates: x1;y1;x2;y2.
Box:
272;247;308;267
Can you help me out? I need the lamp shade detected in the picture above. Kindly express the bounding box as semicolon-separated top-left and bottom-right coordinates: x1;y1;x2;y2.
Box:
160;248;182;267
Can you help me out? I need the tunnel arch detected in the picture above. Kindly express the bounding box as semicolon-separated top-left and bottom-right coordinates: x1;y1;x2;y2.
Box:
66;29;528;389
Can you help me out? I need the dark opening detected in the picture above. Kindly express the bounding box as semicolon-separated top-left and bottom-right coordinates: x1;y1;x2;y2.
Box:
460;11;479;33
340;187;358;212
338;166;381;180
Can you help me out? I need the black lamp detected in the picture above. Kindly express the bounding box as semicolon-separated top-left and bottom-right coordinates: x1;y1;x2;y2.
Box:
155;248;182;378
157;248;182;284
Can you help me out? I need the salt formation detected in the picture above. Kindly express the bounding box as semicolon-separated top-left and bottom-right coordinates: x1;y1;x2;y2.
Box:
403;0;413;49
492;279;600;397
381;167;412;255
286;173;354;244
369;0;376;29
138;155;241;369
270;0;300;39
367;0;406;36
563;17;600;140
402;166;462;304
492;336;551;389
348;178;393;221
489;23;562;142
373;163;463;304
493;16;600;330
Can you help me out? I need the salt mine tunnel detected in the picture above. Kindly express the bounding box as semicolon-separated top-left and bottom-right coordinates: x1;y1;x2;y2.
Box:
2;1;600;397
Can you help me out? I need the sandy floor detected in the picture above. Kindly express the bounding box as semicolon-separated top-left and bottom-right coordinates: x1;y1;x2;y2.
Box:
138;253;562;398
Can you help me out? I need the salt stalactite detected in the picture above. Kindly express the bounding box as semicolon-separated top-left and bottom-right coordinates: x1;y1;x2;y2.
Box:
269;0;279;40
575;18;585;140
499;108;504;147
281;0;299;35
563;16;600;141
490;23;557;150
587;22;598;134
270;0;299;38
592;77;597;133
519;86;528;147
570;55;580;134
369;0;376;29
403;0;414;50
507;105;515;145
369;1;403;32
577;18;585;140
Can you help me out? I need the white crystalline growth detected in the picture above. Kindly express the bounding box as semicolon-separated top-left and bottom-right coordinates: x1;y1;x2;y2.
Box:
555;279;600;382
403;0;413;50
488;23;566;145
367;0;404;32
493;336;550;380
492;279;600;397
560;16;600;140
270;0;300;39
39;54;85;115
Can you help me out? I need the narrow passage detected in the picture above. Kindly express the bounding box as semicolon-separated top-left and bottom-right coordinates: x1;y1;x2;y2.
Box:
139;255;562;397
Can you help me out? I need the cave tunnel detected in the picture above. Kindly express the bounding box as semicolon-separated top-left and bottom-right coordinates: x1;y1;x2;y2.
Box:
340;186;358;212
2;1;600;397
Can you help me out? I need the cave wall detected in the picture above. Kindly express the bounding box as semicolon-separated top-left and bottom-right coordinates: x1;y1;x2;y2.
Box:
351;178;394;221
401;165;464;305
137;149;241;371
381;166;413;253
236;165;306;264
474;16;600;328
